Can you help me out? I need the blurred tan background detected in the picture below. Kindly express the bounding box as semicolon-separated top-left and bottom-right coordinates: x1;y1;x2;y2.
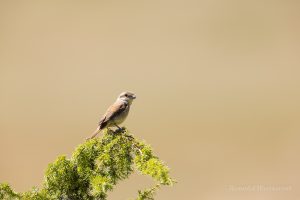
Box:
0;1;300;199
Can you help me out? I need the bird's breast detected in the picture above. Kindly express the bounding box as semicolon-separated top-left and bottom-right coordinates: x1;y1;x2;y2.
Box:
113;105;130;124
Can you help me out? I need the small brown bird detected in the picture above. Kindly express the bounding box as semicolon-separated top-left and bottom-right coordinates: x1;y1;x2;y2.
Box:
87;91;136;140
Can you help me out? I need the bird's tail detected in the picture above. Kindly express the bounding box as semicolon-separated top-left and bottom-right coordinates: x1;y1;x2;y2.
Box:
86;126;101;140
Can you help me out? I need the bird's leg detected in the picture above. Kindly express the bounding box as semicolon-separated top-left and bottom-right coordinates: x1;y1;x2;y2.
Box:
114;123;122;132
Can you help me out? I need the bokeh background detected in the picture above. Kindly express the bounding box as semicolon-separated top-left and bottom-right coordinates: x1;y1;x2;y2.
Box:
0;1;300;199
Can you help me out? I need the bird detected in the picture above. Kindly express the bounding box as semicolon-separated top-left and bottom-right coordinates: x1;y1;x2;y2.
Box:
87;91;136;140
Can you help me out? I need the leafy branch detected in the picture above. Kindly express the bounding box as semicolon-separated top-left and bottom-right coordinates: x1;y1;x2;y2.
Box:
0;128;175;200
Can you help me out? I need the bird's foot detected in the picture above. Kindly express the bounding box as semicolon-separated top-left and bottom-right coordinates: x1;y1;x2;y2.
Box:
113;124;125;133
116;127;125;133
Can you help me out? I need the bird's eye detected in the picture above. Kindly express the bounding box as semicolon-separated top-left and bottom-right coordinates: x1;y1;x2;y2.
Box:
125;94;128;97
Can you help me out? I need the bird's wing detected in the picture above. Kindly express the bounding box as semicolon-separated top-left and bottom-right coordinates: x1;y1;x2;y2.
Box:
98;100;128;129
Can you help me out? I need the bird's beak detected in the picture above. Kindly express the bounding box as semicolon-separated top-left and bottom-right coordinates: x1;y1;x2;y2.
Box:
132;95;136;99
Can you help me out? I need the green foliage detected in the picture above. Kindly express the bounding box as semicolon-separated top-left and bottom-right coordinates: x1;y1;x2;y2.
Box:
21;187;48;200
135;184;160;200
134;143;174;185
0;183;20;200
0;128;174;200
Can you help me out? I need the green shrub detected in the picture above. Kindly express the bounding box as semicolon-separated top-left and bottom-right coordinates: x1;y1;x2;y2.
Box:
0;128;175;200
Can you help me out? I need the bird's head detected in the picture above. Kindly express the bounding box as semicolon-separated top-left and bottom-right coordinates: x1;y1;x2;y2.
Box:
118;91;136;104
